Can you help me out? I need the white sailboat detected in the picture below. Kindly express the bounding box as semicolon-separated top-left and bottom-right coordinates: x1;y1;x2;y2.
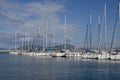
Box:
110;3;120;60
50;51;66;57
98;50;110;60
81;14;98;59
35;24;51;56
20;33;35;56
9;32;20;54
98;3;110;60
50;16;67;57
110;51;120;60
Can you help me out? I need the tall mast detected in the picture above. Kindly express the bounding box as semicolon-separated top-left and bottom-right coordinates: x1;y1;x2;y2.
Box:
104;3;107;50
24;34;26;51
52;29;55;49
83;20;89;53
22;37;23;52
119;3;120;20
27;34;29;51
23;34;26;51
38;27;40;50
64;16;67;50
45;22;48;50
89;14;92;49
110;3;120;52
98;16;101;50
14;32;17;51
118;2;120;48
42;26;45;50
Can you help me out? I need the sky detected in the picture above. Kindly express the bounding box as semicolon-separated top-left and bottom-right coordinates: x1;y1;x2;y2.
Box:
0;0;120;49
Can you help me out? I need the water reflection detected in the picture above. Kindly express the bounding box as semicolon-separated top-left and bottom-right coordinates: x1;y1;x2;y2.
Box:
0;53;120;80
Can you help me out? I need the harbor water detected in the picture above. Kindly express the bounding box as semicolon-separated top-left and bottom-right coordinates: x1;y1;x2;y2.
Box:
0;53;120;80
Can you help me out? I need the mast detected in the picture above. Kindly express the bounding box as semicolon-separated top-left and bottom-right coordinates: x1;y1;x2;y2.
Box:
104;3;107;50
83;23;89;52
83;15;92;52
45;22;48;50
27;34;29;51
38;28;40;50
64;16;67;50
22;38;23;52
22;37;23;52
110;3;120;52
24;34;26;51
42;26;45;50
98;16;101;50
39;27;42;50
14;32;17;51
52;29;55;49
89;14;92;49
119;3;120;22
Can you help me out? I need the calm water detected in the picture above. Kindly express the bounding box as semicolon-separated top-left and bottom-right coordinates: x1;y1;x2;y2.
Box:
0;53;120;80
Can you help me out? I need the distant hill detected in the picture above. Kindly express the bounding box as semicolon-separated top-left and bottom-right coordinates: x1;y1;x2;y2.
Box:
51;44;75;50
17;44;75;51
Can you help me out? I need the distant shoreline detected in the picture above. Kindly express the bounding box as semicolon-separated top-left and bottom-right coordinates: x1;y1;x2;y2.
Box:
0;50;10;53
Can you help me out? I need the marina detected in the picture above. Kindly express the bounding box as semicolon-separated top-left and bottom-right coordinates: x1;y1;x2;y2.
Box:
0;0;120;80
5;2;120;60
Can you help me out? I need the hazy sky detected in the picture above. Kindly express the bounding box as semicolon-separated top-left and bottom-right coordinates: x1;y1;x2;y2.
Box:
0;0;119;48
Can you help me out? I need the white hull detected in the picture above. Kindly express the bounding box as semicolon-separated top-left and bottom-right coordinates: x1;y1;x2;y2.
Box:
66;52;81;57
97;51;110;60
21;52;51;56
22;52;34;56
35;52;50;56
98;54;110;60
50;52;66;57
9;51;19;55
81;53;98;59
74;52;81;57
110;53;120;60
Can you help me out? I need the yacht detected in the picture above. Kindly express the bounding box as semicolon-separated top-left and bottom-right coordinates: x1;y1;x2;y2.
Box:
50;50;66;57
97;51;110;60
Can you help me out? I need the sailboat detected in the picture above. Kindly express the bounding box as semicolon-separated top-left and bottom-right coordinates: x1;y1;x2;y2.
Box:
81;14;92;59
35;24;50;56
9;32;20;54
21;34;34;56
97;3;110;60
110;3;120;60
50;16;67;57
81;14;98;59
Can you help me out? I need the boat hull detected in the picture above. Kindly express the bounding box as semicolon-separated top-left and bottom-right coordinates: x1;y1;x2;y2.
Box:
110;54;120;60
98;54;110;60
50;52;66;57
